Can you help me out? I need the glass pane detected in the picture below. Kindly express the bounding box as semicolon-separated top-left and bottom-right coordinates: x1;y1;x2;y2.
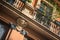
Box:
21;0;27;3
41;3;45;8
46;7;50;13
0;23;5;39
39;7;44;13
0;20;10;40
6;0;15;4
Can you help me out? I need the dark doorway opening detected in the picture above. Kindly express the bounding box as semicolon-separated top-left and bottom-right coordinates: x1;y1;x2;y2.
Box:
0;20;10;40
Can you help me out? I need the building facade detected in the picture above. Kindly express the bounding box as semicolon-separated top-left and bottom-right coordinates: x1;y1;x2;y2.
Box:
0;0;60;40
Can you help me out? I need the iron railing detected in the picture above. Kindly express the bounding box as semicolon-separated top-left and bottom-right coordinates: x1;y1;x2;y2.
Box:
2;0;60;37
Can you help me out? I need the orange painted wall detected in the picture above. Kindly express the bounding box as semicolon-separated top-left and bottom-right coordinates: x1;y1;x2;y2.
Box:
8;29;24;40
32;0;38;7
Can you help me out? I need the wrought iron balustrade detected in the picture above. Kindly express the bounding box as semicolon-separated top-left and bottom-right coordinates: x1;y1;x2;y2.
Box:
2;0;60;37
35;9;60;36
4;0;25;11
50;21;60;36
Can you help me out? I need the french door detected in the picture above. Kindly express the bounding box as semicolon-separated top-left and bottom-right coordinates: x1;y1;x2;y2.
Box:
0;20;10;40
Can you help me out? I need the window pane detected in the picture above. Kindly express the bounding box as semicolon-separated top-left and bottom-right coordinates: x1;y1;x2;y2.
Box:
0;23;5;39
0;20;10;40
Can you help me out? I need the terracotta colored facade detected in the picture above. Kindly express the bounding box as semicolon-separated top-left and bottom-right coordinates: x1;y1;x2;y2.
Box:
32;0;38;7
0;0;60;40
56;18;60;22
8;30;24;40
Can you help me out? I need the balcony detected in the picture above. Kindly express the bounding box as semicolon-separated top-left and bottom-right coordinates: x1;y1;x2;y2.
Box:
0;0;60;40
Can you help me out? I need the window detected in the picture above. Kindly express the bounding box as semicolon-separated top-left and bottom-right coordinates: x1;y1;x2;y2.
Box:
0;20;10;40
37;1;53;19
46;6;52;19
36;1;53;27
54;20;60;26
6;0;15;4
0;23;5;39
39;6;44;13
